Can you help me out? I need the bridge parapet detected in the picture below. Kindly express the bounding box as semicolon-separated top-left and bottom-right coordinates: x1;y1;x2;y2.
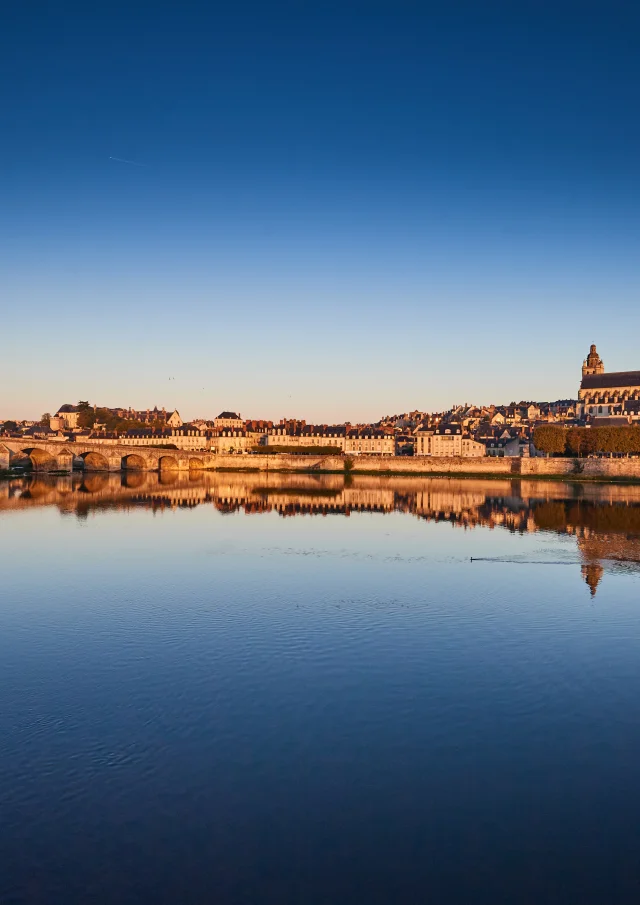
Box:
0;439;216;473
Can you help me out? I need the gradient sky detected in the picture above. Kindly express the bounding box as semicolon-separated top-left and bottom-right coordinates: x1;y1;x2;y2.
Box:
2;1;639;422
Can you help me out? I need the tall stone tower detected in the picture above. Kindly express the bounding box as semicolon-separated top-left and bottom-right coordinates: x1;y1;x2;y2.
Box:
582;343;604;378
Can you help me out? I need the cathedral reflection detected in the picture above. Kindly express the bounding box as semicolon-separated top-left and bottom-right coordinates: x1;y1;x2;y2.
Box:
3;471;640;595
582;564;605;598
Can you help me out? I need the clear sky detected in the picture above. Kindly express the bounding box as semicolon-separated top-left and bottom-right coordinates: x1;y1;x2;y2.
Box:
2;1;639;422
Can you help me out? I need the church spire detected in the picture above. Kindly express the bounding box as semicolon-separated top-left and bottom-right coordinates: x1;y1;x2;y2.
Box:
582;343;604;378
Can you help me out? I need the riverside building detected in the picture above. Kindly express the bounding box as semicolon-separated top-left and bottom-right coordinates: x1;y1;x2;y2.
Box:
414;422;486;458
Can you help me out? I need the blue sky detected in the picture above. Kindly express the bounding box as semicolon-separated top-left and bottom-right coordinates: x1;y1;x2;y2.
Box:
2;1;639;422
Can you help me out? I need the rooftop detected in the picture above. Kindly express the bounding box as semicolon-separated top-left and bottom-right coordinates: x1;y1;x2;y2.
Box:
581;371;640;390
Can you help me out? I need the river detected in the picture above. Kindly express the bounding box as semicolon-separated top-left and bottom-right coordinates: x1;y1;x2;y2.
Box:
1;471;640;903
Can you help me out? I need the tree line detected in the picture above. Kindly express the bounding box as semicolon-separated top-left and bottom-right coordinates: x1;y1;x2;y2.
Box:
534;425;640;456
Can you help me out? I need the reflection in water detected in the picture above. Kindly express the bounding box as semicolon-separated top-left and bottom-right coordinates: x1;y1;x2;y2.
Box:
122;471;147;490
3;471;640;595
80;472;110;494
582;563;605;598
3;470;640;905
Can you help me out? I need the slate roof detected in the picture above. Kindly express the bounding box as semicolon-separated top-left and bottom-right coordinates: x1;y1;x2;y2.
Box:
347;428;392;439
581;371;640;390
23;424;55;436
589;416;632;426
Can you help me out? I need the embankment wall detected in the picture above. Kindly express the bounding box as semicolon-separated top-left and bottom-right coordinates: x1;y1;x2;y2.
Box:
211;453;640;479
212;454;512;474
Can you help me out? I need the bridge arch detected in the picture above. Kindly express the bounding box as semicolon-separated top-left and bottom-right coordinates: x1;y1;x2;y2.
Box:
188;457;204;471
80;451;110;471
121;453;148;471
158;455;179;471
20;447;57;471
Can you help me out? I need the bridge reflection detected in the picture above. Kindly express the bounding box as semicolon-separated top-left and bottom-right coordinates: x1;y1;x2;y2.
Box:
3;472;640;596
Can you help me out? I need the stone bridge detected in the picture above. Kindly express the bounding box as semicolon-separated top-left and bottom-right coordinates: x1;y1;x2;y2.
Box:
0;438;217;473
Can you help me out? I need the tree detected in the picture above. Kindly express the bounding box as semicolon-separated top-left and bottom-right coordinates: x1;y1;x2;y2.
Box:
75;401;97;429
78;410;96;429
567;428;599;457
566;428;584;457
581;430;598;457
533;426;566;456
41;412;51;424
1;420;18;433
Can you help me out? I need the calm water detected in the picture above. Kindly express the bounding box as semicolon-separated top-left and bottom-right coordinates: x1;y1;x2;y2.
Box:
2;471;640;904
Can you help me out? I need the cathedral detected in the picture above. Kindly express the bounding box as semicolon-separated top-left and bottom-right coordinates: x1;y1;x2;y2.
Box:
577;344;640;418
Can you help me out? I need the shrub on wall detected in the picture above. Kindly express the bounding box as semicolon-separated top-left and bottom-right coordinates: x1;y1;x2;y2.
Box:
251;445;343;456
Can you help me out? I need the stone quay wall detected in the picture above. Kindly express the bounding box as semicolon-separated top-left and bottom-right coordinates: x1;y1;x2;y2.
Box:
213;453;640;479
212;454;513;474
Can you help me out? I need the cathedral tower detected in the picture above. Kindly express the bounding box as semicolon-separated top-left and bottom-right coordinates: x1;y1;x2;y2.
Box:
582;343;604;378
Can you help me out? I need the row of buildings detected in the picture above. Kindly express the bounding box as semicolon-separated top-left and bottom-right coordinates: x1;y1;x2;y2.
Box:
23;409;537;457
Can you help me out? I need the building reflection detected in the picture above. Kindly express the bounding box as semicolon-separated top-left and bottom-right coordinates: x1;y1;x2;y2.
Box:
581;564;605;598
3;471;640;595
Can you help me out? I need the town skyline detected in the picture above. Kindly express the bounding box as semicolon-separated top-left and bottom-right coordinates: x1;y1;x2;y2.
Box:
5;341;638;464
3;397;577;431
